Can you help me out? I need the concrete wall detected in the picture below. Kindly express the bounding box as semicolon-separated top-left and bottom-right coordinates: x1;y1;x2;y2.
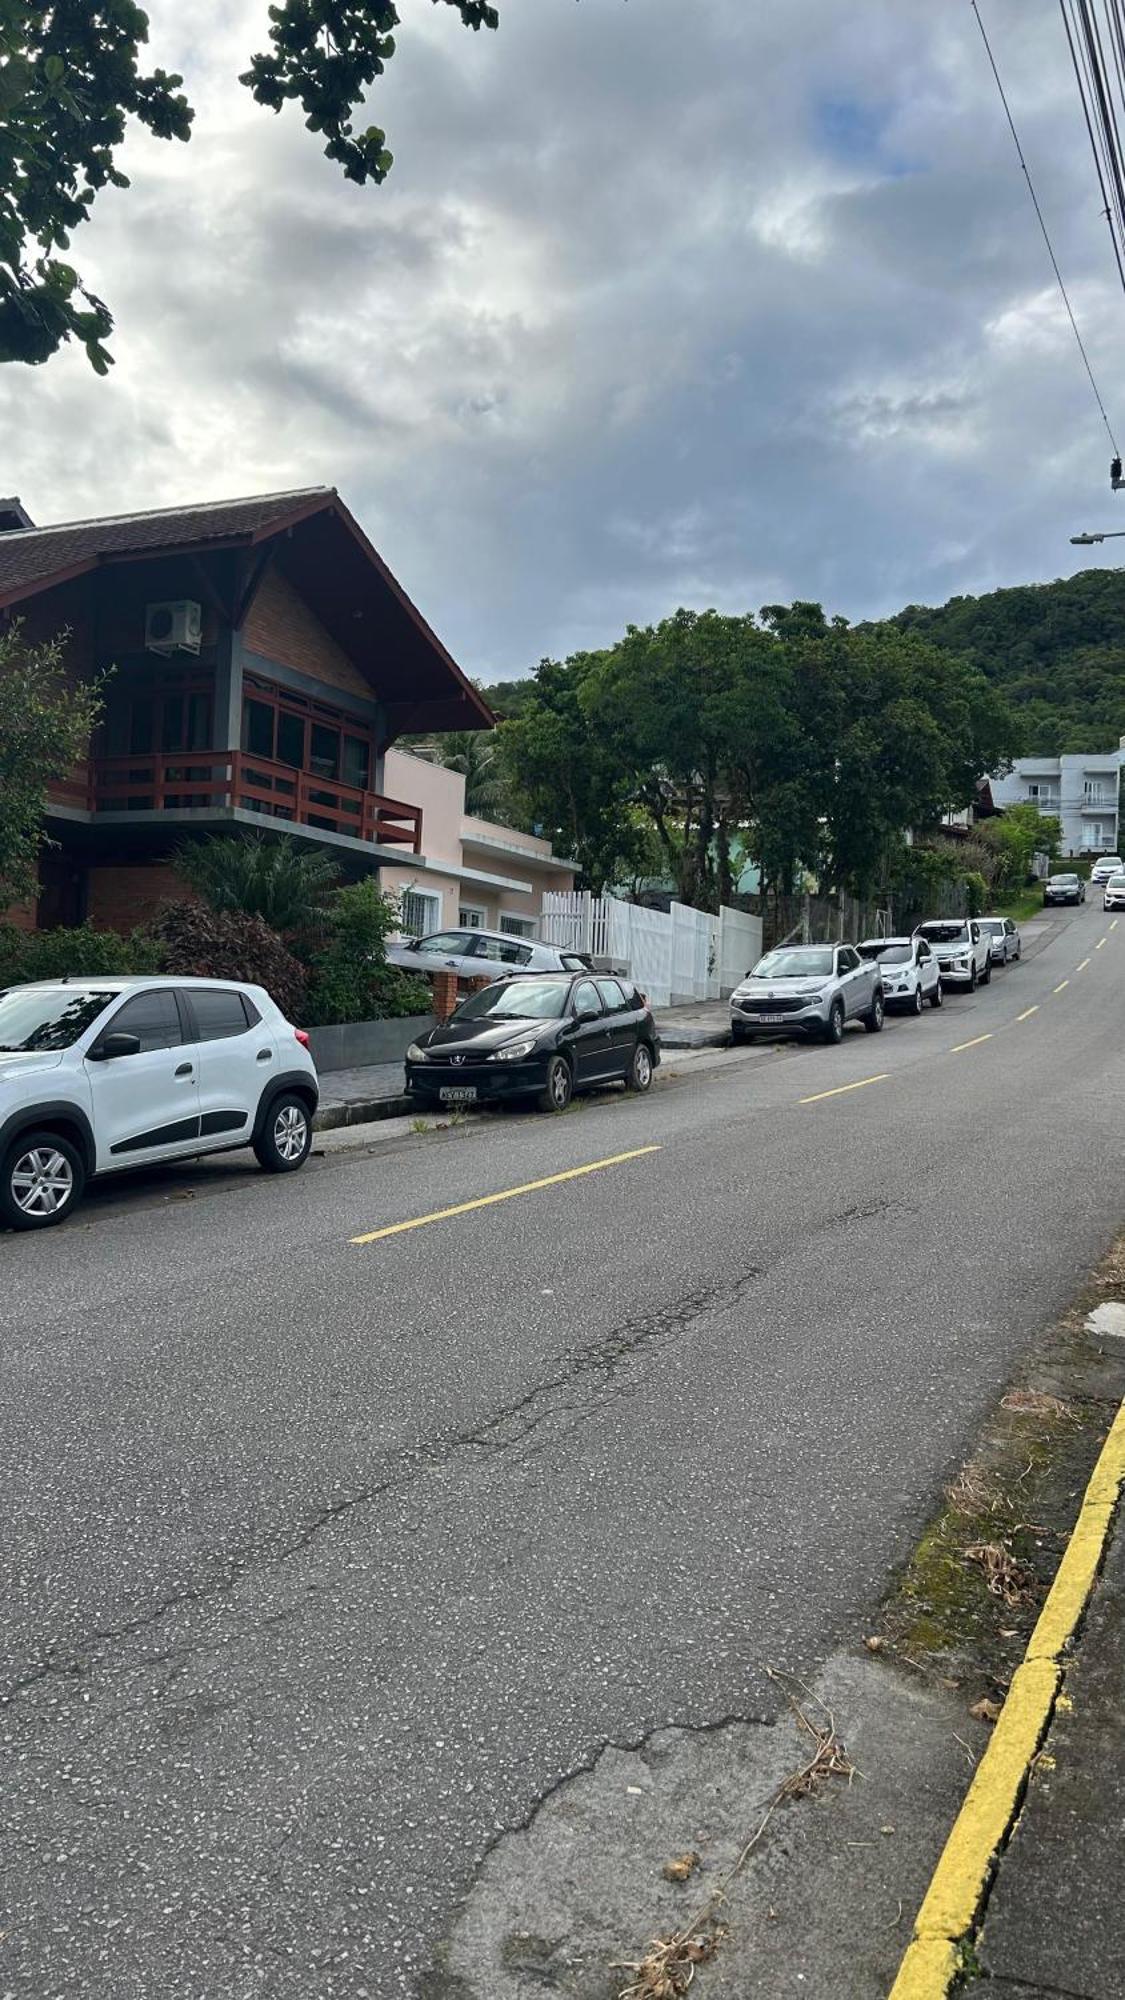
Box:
307;1014;436;1072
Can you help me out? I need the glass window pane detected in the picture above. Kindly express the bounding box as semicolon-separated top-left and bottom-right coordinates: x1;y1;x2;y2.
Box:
242;698;274;758
310;723;339;779
277;711;304;770
187;988;251;1041
187;693;211;750
109;990;183;1052
342;735;369;790
130;698;154;754
161;696;184;751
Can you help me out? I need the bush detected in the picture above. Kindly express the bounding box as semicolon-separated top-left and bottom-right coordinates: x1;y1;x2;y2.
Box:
174;833;339;933
150;902;308;1020
0;921;161;988
306;879;432;1026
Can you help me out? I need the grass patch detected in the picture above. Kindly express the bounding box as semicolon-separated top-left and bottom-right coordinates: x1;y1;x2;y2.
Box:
993;885;1051;924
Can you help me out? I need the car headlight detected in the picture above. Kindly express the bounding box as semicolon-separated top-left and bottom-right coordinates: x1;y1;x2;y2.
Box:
491;1038;539;1062
952;957;968;970
405;1042;427;1062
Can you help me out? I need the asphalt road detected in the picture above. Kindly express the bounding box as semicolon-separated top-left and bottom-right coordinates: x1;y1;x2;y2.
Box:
3;900;1124;1998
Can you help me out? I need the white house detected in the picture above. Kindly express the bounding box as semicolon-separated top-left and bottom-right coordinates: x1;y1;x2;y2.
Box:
989;745;1125;857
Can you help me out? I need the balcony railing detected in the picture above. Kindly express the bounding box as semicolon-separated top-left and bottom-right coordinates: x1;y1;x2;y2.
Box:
87;750;422;851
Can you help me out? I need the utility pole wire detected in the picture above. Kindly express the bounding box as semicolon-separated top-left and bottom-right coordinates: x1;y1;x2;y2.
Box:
972;0;1121;456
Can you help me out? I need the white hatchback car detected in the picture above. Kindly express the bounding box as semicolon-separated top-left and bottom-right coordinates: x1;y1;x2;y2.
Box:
857;936;944;1013
0;976;319;1231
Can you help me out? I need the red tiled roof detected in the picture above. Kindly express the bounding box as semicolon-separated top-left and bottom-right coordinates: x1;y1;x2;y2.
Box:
0;487;330;604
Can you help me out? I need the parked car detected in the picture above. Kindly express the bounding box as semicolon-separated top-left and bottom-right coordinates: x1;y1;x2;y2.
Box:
0;977;318;1231
857;936;943;1013
914;919;992;990
729;942;884;1045
1044;873;1086;905
1089;855;1122;886
387;927;589;981
975;915;1022;965
404;972;658;1113
1103;869;1125;911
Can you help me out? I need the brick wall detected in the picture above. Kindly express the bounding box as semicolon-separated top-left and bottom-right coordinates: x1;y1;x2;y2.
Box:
1;899;38;932
86;863;189;934
244;567;371;702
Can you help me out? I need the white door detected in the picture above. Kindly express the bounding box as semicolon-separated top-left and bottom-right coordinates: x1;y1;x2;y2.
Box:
85;989;200;1173
182;986;266;1148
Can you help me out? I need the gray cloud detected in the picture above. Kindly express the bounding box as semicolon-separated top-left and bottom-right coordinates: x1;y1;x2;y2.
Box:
1;0;1122;676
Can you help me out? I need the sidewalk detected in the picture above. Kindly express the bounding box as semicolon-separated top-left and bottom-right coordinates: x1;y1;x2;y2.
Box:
963;1507;1125;1999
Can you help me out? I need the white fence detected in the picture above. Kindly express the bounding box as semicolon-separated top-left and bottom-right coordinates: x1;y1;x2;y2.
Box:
540;892;762;1009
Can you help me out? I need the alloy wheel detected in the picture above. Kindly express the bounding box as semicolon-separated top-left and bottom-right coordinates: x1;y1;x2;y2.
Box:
551;1062;571;1108
633;1045;652;1088
10;1146;74;1218
273;1104;308;1163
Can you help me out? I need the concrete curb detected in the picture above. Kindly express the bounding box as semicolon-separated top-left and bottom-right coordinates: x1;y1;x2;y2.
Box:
887;1395;1125;1998
315;1094;412;1132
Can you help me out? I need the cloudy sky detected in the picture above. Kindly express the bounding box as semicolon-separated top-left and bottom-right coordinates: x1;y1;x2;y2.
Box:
4;0;1125;677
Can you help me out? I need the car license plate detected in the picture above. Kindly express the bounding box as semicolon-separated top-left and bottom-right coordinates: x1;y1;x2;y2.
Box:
757;1013;785;1025
439;1085;477;1103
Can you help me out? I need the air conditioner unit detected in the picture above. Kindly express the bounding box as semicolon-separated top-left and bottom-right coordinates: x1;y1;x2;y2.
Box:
145;599;202;656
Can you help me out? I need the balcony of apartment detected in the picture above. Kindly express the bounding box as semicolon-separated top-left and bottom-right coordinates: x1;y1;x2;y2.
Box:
1023;792;1061;813
80;750;422;851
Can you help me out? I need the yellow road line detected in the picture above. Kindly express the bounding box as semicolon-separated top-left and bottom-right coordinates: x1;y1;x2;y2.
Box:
1112;918;1120;931
349;1145;661;1245
1097;937;1107;950
798;1073;888;1106
1015;1006;1039;1023
1053;979;1069;994
950;1033;992;1054
888;1395;1125;1999
1076;957;1091;972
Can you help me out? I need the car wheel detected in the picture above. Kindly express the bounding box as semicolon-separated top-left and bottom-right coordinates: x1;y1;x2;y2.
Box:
626;1041;654;1092
863;992;885;1034
254;1092;313;1173
823;1000;845;1045
982;958;992;985
911;985;924;1016
538;1054;573;1113
730;1020;748;1044
929;979;944;1008
969;966;977;991
1;1129;86;1231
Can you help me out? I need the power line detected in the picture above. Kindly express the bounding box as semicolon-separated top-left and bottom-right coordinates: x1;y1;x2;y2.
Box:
972;0;1121;457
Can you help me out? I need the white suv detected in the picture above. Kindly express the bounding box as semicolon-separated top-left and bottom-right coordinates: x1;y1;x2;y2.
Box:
0;976;319;1231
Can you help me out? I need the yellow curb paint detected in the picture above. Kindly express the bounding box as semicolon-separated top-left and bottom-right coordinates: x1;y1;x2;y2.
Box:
886;1937;961;2000
888;1391;1125;1999
910;1658;1059;1941
1015;1006;1039;1023
950;1033;992;1053
349;1145;661;1245
1053;980;1069;994
1076;957;1091;972
798;1073;888;1106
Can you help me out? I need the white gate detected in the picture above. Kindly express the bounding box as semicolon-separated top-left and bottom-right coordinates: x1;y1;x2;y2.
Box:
540;891;761;1008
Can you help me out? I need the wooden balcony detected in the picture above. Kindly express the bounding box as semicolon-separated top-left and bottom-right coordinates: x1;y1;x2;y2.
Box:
85;750;423;851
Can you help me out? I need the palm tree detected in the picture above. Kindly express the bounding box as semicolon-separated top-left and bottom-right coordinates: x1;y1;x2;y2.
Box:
175;834;339;932
436;732;507;818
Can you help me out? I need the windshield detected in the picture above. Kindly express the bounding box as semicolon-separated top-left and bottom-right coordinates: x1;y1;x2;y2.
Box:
976;920;1004;936
919;923;968;945
1050;875;1077;885
858;942;910;964
0;986;115;1052
750;948;834;979
1111;873;1125;886
453;979;568;1021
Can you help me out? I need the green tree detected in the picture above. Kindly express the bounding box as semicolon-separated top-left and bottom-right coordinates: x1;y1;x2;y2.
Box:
434;731;507;818
174;833;339;932
306;877;429;1024
0;622;102;906
978;802;1061;888
1;0;498;371
500;654;648;892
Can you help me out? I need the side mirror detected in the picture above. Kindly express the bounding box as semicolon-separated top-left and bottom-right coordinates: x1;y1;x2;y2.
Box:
576;1001;600;1022
90;1030;142;1062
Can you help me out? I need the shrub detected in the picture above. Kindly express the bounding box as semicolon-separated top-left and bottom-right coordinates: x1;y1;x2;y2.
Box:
174;833;339;933
306;878;431;1025
150;902;308;1020
0;921;161;988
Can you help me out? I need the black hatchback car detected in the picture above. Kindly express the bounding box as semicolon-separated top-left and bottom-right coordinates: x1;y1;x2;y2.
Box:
404;972;660;1113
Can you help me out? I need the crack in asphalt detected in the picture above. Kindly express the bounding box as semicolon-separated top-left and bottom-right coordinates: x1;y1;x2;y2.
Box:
2;1264;767;1709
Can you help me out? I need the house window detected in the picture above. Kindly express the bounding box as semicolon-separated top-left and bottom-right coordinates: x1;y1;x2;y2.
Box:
459;905;487;928
401;889;441;938
499;913;535;938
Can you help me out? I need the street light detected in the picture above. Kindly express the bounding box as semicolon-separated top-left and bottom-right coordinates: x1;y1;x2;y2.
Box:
1069;529;1125;544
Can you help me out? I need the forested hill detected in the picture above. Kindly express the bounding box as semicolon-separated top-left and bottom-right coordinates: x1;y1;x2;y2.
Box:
891;567;1125;755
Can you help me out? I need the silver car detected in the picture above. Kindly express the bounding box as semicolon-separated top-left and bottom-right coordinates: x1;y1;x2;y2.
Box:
730;942;884;1046
387;927;590;980
975;915;1021;965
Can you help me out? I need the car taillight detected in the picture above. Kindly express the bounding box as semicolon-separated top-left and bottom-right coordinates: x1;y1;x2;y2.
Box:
294;1028;311;1048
